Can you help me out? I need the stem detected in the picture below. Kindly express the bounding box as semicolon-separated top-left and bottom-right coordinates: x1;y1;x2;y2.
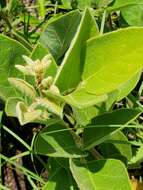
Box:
90;148;104;160
100;10;106;35
0;11;12;31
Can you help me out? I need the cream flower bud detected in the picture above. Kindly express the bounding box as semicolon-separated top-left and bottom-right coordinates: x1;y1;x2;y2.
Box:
49;85;60;94
41;76;53;88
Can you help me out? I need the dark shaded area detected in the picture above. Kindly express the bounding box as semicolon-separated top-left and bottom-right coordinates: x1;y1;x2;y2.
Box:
1;113;47;189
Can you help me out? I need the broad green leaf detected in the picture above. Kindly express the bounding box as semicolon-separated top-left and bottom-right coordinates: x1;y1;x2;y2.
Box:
108;0;143;11
55;157;70;170
5;97;24;117
73;106;99;126
64;88;107;108
100;131;132;163
0;35;30;100
34;121;87;158
83;108;141;150
117;72;141;101
82;28;143;95
31;43;57;78
105;72;141;109
43;167;78;190
43;158;78;190
105;90;119;110
70;159;132;190
130;145;143;164
54;8;99;93
8;78;36;99
16;102;42;125
31;43;49;60
39;10;81;62
121;5;143;26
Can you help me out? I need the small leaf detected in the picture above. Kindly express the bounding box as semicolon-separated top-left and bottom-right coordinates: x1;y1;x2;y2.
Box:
34;121;87;158
70;159;132;190
5;97;23;117
16;102;42;125
8;78;36;99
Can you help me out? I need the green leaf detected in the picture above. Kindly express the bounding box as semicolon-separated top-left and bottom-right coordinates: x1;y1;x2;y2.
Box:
5;97;24;117
70;159;132;190
121;5;143;26
82;28;143;95
73;106;99;126
0;35;30;100
108;0;143;11
54;8;99;93
31;43;49;60
34;121;87;158
55;157;70;170
43;166;78;190
83;108;141;150
105;90;119;110
100;131;132;163
16;102;42;125
64;88;107;108
116;72;141;101
8;78;36;99
39;10;81;62
105;72;141;109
